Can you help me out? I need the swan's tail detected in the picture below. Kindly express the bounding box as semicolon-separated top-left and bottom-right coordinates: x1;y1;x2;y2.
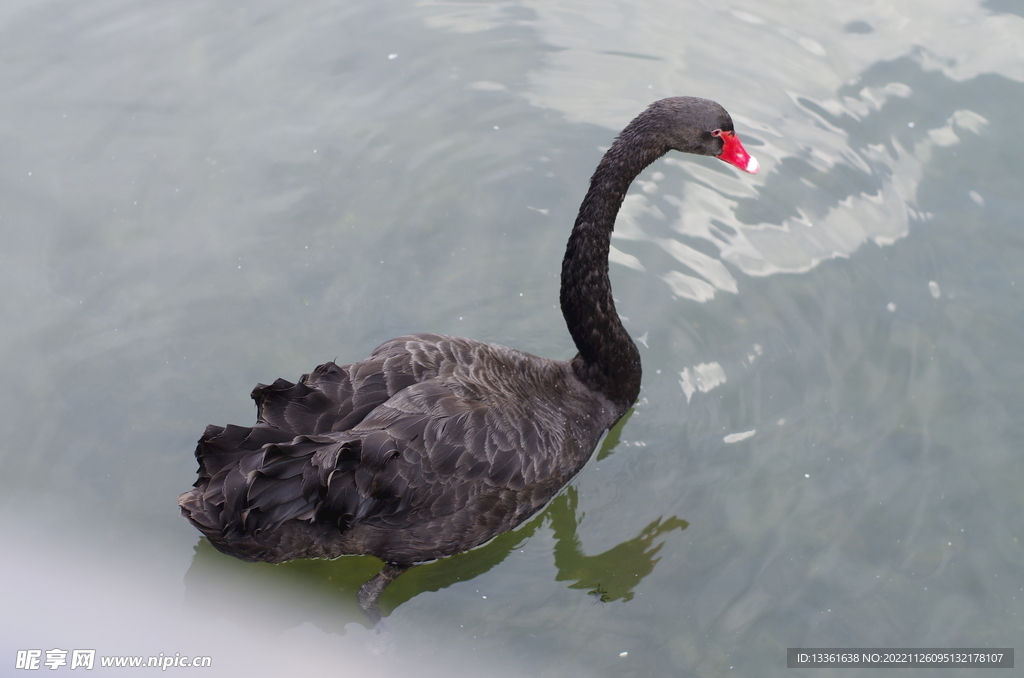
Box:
179;424;282;546
178;421;405;562
178;422;330;559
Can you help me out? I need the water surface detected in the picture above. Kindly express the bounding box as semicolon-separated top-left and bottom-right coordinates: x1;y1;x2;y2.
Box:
2;0;1022;675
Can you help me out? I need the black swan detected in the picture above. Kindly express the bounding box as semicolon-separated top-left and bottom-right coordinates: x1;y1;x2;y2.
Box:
179;97;758;622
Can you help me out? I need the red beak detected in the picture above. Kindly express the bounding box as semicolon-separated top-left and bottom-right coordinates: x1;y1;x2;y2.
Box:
716;130;759;174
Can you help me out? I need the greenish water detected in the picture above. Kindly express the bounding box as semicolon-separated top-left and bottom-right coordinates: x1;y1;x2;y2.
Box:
2;0;1022;676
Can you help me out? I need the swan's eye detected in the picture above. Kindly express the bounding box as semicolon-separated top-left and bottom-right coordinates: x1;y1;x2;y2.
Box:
711;129;722;137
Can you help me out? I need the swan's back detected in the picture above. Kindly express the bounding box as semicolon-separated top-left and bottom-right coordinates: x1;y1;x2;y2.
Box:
179;333;621;564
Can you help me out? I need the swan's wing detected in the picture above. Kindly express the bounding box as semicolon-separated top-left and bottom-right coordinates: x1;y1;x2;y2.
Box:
251;333;474;436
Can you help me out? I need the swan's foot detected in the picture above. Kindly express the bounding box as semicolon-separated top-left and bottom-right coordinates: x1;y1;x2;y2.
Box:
356;563;411;625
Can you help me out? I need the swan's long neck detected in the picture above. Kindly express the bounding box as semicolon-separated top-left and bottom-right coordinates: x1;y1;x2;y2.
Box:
560;131;667;410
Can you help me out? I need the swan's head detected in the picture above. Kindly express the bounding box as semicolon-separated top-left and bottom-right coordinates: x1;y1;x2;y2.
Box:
637;97;760;174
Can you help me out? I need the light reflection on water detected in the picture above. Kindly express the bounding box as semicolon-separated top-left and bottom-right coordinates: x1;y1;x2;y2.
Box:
2;0;1023;675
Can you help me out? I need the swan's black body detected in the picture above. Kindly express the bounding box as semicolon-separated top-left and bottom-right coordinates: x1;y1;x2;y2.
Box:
179;97;757;621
